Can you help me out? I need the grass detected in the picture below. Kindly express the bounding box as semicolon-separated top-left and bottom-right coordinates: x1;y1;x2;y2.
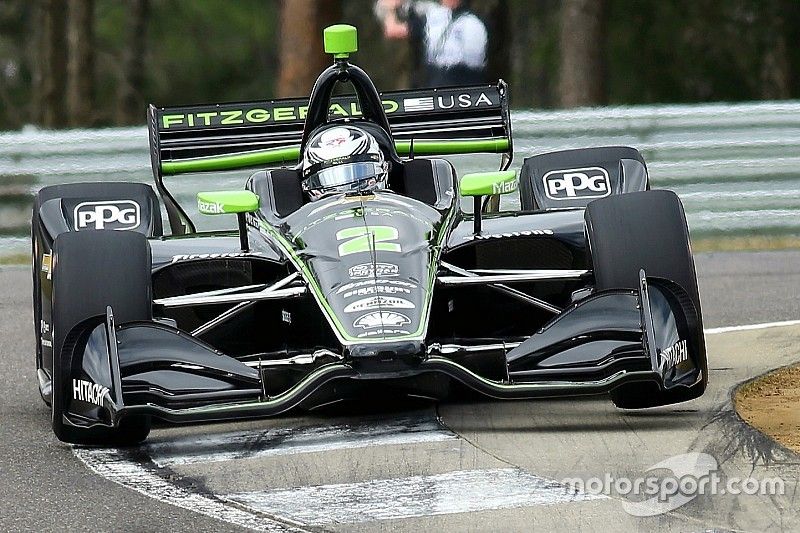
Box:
692;235;800;253
0;253;30;266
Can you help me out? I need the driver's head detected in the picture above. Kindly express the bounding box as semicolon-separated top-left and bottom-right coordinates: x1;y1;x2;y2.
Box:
301;126;389;200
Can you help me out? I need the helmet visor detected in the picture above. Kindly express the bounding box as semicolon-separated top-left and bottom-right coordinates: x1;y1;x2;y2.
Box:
304;162;386;193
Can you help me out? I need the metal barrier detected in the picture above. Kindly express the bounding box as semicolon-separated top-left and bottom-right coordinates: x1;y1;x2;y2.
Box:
2;100;800;250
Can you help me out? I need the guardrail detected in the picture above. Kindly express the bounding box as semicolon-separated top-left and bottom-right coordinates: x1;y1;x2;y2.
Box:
1;100;800;246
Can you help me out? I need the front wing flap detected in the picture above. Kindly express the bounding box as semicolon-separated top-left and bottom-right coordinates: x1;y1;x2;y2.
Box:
60;273;704;430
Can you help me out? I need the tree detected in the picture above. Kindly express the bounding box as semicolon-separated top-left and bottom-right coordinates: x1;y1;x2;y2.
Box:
67;0;94;126
116;0;149;125
35;0;69;128
473;0;511;86
558;0;607;107
759;0;791;100
276;0;341;98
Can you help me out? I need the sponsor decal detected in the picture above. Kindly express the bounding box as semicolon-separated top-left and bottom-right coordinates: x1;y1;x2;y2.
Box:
197;199;224;214
161;101;401;129
72;379;109;407
281;310;292;324
343;285;412;299
661;339;689;368
41;338;52;348
336;279;417;295
344;296;415;313
463;229;554;241
543;167;611;200
170;252;263;264
40;320;50;335
348;262;399;279
435;92;495;109
353;311;411;330
492;180;518;195
336;225;401;257
74;200;141;230
41;253;52;279
158;90;498;130
357;329;412;338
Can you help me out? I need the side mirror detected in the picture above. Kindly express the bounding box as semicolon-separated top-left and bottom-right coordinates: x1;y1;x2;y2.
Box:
197;190;259;215
459;171;517;234
196;190;259;251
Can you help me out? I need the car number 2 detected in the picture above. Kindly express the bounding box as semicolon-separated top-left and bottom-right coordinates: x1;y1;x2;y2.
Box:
336;226;401;256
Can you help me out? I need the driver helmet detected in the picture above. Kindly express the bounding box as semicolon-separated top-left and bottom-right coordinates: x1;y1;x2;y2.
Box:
301;125;389;200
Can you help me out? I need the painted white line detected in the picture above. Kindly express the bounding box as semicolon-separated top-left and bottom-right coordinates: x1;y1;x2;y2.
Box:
72;446;310;532
224;468;604;525
704;319;800;335
145;414;456;467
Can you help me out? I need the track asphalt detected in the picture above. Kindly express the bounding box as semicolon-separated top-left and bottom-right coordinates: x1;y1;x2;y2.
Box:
1;250;799;532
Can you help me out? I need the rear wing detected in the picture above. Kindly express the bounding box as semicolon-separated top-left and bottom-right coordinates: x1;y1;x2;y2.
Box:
147;82;511;232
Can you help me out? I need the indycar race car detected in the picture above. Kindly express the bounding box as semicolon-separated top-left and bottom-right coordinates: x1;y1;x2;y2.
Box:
32;25;707;445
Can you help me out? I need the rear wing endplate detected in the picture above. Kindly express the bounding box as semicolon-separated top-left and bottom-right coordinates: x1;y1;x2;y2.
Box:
147;82;511;233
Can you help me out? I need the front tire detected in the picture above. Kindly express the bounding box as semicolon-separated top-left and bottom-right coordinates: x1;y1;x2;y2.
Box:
51;230;152;445
585;190;707;408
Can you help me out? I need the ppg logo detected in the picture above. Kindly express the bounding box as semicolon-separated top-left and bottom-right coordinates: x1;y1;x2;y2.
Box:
543;167;611;200
73;200;141;230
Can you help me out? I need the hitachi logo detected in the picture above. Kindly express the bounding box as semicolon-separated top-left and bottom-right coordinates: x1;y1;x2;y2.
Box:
661;340;689;368
72;379;109;407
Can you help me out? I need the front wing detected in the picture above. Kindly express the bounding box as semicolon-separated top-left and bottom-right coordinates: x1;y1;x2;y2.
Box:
61;271;704;430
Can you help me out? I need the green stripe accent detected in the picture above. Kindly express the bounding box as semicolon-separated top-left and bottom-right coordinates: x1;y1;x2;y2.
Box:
160;138;509;175
394;138;509;156
162;146;301;175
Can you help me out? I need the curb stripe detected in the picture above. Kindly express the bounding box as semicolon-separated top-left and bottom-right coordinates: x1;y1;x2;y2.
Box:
72;446;310;532
145;414;456;467
224;468;604;525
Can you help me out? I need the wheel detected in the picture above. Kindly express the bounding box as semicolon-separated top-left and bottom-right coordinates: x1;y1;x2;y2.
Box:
50;230;152;445
32;181;162;405
585;189;707;408
31;206;47;404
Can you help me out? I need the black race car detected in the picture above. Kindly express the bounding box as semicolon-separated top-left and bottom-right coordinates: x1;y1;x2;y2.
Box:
32;25;706;445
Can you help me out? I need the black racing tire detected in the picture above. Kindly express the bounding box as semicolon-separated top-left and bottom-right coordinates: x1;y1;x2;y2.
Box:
31;208;47;404
51;230;152;445
585;190;707;408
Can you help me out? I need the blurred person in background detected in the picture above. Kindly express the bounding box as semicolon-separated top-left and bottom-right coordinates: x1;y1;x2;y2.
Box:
375;0;488;88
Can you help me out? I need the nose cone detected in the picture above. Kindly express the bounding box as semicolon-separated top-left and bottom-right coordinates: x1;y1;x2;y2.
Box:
281;192;447;346
347;340;425;374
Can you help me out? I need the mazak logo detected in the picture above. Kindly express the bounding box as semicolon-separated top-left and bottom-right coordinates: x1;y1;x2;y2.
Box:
492;179;517;195
74;200;141;230
198;199;224;214
543;167;611;200
72;379;109;407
